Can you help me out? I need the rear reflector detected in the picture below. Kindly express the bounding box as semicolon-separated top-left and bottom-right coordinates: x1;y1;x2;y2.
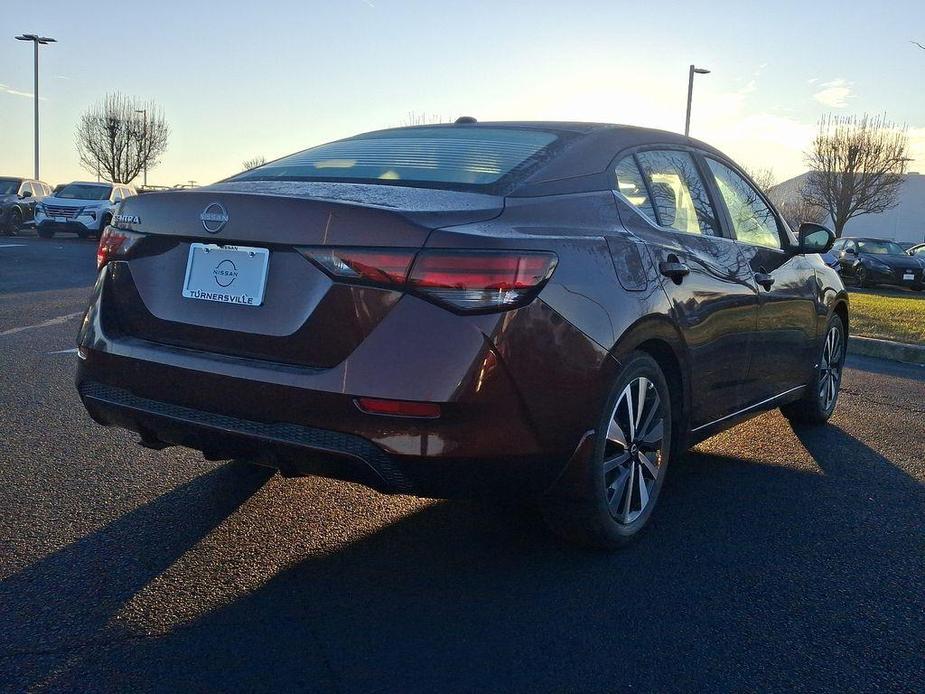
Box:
97;226;144;270
355;397;441;418
298;246;557;313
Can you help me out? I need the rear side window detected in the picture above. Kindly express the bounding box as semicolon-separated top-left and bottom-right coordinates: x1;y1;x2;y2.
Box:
230;127;558;191
706;159;781;249
635;151;720;236
613;157;657;222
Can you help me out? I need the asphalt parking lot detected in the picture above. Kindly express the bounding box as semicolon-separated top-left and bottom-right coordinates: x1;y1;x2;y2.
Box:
1;236;923;692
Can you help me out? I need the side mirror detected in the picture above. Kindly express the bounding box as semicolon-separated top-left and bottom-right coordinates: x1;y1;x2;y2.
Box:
20;190;32;199
843;246;857;256
798;222;835;254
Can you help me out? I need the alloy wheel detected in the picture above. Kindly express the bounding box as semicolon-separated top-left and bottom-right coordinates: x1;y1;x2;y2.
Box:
819;324;844;411
603;377;665;524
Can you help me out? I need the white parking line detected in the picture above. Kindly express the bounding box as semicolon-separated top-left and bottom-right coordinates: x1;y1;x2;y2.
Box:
0;244;26;248
0;312;82;337
48;347;79;355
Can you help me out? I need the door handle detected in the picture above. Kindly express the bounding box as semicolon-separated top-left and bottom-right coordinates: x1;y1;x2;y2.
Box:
659;257;690;284
755;272;775;290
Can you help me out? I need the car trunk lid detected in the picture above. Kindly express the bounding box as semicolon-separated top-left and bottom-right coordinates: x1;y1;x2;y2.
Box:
106;183;503;368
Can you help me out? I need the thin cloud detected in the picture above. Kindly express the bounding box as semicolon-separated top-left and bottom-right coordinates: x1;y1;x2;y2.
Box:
0;83;47;100
813;78;853;108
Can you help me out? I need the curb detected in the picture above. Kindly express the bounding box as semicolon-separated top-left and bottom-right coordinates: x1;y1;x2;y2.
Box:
848;335;925;365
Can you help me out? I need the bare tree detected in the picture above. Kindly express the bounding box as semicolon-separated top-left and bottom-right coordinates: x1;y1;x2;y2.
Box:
242;155;266;171
803;114;909;237
912;40;925;50
75;93;169;184
401;111;447;126
771;193;827;230
745;167;777;197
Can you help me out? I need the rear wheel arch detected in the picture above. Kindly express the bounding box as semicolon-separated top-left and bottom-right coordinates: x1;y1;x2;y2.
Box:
608;317;691;449
832;299;849;336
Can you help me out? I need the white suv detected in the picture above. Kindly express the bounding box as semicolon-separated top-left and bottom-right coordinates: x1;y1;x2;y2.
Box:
35;181;136;239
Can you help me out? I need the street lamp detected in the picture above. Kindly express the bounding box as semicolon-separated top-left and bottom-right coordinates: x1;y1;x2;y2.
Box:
14;34;56;180
684;64;710;137
135;108;147;188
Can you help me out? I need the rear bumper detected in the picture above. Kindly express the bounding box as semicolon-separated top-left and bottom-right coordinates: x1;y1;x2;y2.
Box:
76;368;566;498
75;262;616;498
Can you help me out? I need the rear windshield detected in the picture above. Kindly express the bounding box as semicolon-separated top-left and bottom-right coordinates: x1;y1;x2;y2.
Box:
56;184;112;201
230;127;559;192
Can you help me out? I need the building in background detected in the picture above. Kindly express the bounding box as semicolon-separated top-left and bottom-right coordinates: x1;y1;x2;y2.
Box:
773;172;925;243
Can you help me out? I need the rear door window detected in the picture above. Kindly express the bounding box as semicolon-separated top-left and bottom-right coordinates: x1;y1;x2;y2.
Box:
635;150;721;236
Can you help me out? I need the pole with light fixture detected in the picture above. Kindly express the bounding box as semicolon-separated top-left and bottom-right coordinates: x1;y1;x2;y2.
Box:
135;108;147;187
684;64;710;137
14;33;56;180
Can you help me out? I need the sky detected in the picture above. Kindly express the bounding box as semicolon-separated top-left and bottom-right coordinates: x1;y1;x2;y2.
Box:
1;0;924;188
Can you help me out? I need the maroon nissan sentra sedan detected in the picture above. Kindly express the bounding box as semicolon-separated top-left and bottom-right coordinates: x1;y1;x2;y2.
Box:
77;121;848;548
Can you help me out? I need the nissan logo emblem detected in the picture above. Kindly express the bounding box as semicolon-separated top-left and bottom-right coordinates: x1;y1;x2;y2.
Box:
200;202;229;233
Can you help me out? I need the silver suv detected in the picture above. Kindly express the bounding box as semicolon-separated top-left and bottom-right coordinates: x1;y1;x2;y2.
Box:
35;181;136;239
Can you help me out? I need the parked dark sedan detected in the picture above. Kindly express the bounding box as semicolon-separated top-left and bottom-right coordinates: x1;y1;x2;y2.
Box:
831;237;924;290
76;122;848;548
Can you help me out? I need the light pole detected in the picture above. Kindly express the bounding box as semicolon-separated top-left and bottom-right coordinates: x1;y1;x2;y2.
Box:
14;34;56;180
135;108;147;188
684;64;710;137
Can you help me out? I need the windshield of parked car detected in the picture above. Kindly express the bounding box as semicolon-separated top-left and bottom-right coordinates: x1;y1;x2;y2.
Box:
56;184;112;201
0;179;21;195
857;240;905;255
229;127;559;192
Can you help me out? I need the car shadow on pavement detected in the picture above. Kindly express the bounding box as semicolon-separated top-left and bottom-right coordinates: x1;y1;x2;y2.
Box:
8;423;922;692
0;463;273;691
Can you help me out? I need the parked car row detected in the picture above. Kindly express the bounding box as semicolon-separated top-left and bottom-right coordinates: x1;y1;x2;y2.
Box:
831;237;925;290
0;176;136;238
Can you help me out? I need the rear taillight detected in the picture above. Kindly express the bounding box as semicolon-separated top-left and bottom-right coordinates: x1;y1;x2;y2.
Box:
408;250;558;312
97;226;144;270
300;248;416;287
299;247;557;313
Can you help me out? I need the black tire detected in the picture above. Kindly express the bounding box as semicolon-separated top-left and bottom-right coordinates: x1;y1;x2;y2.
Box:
4;208;22;235
37;227;54;239
781;313;846;425
542;351;673;549
77;230;91;239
